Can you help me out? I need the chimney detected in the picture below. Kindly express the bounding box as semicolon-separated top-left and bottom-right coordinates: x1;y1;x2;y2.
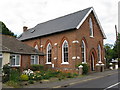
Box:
23;26;28;32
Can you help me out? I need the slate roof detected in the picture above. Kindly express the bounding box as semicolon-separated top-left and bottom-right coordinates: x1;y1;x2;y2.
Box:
0;35;44;55
18;7;106;41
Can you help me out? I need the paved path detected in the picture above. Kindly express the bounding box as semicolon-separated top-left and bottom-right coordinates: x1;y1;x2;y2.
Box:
24;69;119;88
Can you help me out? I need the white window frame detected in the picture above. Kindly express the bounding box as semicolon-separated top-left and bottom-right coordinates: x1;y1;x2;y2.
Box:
89;18;94;37
31;55;39;65
10;54;21;67
46;43;52;64
98;44;101;62
61;40;69;64
81;40;86;63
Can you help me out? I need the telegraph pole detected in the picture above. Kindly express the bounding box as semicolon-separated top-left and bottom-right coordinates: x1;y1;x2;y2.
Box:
115;25;119;67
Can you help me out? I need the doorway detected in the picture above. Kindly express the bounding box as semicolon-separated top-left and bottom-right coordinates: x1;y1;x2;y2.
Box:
90;53;95;71
0;54;2;68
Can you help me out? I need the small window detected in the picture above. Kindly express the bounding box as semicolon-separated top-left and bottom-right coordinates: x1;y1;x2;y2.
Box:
62;40;69;64
89;18;93;37
31;55;39;65
81;40;86;63
98;44;101;62
10;54;20;66
46;43;52;64
31;29;35;33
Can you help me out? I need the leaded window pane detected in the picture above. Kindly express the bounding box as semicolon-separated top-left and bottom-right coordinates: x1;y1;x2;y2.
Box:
31;55;38;64
47;44;52;63
63;41;68;62
35;56;38;64
81;41;86;62
98;45;101;61
89;18;93;37
16;55;20;65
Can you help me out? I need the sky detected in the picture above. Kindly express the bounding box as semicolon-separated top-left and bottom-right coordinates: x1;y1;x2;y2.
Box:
0;0;119;45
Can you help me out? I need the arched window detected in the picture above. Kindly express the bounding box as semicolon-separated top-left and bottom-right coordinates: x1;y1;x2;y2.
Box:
46;43;52;64
98;44;101;62
62;40;69;64
35;45;39;50
81;40;86;63
89;18;93;37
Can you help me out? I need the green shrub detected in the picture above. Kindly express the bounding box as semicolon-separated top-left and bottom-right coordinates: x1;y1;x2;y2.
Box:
76;63;89;75
10;68;20;82
2;75;9;83
73;73;79;77
3;64;10;74
57;72;66;80
28;80;34;84
20;74;29;81
42;73;51;79
2;64;10;83
29;74;35;80
29;73;42;81
66;73;74;78
81;64;89;75
30;64;44;71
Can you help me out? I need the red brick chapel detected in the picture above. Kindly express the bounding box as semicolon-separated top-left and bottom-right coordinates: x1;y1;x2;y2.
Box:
18;7;106;73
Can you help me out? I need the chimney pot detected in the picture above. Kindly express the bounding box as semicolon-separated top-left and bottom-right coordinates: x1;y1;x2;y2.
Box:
23;26;28;32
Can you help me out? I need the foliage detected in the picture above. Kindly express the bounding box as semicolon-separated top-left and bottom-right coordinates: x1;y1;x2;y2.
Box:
76;63;89;75
28;80;34;84
20;74;29;81
0;21;16;37
81;64;89;74
9;68;20;82
2;64;10;83
104;33;120;67
30;64;44;71
73;73;79;77
66;73;74;78
2;64;10;75
29;73;42;81
6;81;21;88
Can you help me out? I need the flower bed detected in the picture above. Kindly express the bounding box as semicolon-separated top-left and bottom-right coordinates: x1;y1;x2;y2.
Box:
2;64;79;88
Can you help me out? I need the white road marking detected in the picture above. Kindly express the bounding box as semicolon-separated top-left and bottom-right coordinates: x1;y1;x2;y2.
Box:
104;82;120;90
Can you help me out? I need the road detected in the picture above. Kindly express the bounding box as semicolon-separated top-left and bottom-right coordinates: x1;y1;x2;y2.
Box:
65;71;119;89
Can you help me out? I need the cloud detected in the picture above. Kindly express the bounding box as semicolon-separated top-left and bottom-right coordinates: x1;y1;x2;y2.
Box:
0;0;119;44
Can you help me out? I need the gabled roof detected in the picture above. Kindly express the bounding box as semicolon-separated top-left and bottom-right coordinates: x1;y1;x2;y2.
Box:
18;7;106;41
0;35;44;55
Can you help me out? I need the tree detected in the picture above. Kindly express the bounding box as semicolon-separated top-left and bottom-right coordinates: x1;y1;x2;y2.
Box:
105;33;120;68
104;44;115;68
0;21;16;37
113;33;120;67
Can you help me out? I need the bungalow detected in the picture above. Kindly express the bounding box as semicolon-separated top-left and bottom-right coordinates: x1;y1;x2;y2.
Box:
18;7;106;73
0;35;44;70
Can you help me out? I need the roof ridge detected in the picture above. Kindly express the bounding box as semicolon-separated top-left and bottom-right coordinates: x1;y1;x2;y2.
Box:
34;7;93;28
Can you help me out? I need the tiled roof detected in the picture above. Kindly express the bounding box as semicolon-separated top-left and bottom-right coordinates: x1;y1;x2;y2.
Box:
0;35;44;55
18;7;106;41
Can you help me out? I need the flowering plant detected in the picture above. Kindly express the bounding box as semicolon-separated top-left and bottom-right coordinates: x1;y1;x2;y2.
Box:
23;69;34;76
